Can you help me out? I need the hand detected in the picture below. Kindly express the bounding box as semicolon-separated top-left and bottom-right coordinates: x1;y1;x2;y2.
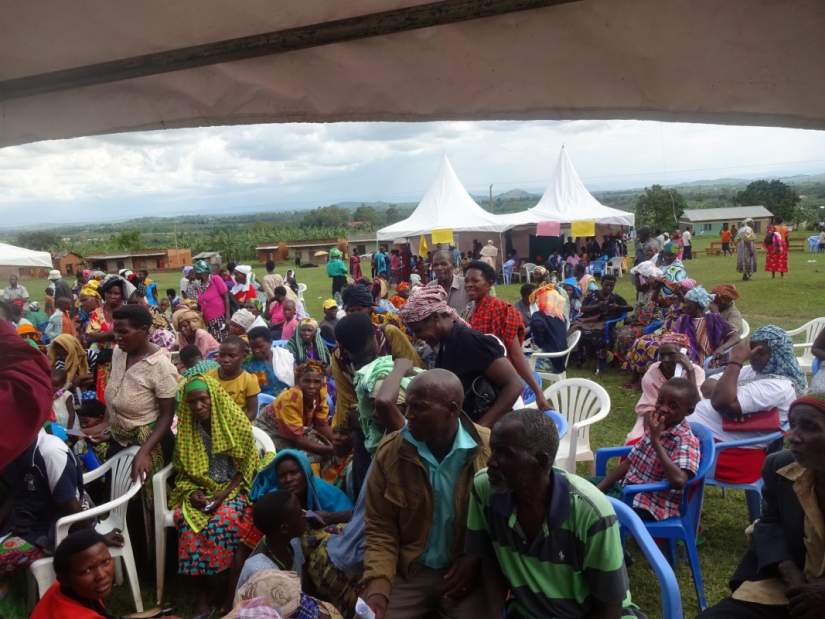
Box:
102;529;124;547
729;339;754;365
366;593;388;619
787;580;825;619
189;490;209;510
675;352;693;374
441;555;481;600
645;411;665;443
535;393;551;414
203;491;227;513
131;447;153;482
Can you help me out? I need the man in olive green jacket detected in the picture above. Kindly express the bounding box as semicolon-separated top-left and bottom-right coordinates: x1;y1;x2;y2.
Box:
362;369;493;619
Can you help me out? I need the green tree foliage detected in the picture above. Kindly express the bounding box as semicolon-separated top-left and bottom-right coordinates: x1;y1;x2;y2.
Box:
113;229;141;251
14;231;62;251
734;179;800;222
385;205;400;224
353;205;380;226
302;205;350;227
634;185;687;231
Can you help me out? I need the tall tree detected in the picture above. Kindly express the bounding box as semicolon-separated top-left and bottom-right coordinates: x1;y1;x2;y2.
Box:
14;231;62;251
734;179;800;222
634;185;687;232
302;205;350;228
112;229;141;251
385;205;401;224
353;204;380;226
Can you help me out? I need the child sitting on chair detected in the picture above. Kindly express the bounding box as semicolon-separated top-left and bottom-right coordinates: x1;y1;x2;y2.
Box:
597;377;702;521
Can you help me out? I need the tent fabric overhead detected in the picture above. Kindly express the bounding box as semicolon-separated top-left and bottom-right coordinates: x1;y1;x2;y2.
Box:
498;147;635;228
0;243;54;268
1;0;824;148
377;155;508;241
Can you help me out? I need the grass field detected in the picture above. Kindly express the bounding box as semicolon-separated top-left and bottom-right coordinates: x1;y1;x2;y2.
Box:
11;236;825;618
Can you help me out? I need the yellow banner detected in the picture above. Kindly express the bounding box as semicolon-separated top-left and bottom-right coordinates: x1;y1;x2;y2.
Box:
418;234;429;256
431;228;454;245
571;220;596;237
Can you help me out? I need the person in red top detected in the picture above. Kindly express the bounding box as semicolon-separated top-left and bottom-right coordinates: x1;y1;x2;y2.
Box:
463;260;549;412
231;265;259;304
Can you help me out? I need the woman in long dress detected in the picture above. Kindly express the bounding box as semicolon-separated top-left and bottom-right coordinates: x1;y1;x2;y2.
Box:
736;217;758;280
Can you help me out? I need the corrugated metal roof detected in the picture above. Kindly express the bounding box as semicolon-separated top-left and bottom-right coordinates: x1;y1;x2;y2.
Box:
85;250;167;259
681;205;773;222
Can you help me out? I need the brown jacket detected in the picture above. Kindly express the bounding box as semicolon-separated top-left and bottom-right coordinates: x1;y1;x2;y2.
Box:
362;415;491;599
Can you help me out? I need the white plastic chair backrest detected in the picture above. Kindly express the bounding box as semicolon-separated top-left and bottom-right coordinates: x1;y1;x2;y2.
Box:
100;446;140;525
297;283;307;293
544;378;610;446
787;318;825;362
607;256;623;271
523;263;537;275
252;426;276;457
740;319;750;340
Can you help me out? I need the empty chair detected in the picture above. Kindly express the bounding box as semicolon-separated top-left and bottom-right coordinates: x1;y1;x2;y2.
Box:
30;446;144;612
543;378;610;473
785;317;825;373
607;256;624;277
521;262;538;282
528;330;581;384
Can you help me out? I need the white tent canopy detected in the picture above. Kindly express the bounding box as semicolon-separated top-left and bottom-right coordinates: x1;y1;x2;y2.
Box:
377;155;509;241
0;242;53;268
497;147;634;228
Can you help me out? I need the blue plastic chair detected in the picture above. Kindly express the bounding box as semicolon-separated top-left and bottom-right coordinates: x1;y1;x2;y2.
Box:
256;393;275;418
813;356;821;375
603;311;628;345
643;319;663;335
608;498;683;619
271;339;288;348
595;422;715;610
520;370;544;405
706;431;784;522
544;410;568;439
588;259;607;277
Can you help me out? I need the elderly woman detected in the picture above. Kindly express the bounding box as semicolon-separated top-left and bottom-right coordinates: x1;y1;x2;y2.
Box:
736;217;758;280
231;265;258;305
573;273;631;373
86;276;129;402
671;285;740;367
190;259;231;340
77;280;102;333
287;317;332;368
463;260;549;411
171;374;258;615
228;307;267;342
255;361;334;460
399;286;522;426
174;307;220;358
710;284;744;336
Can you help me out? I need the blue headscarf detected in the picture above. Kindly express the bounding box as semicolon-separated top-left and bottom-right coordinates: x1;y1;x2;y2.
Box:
685;286;714;310
250;449;353;512
751;325;807;394
561;277;581;299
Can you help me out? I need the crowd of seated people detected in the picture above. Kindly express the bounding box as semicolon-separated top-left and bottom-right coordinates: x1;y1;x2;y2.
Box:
1;235;821;619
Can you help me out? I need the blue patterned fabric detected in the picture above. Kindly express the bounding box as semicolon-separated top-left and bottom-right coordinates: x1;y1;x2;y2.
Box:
751;324;807;394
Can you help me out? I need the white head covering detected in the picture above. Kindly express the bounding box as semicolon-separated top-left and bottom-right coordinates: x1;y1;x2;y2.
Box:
48;269;61;280
234;264;252;276
230;308;255;331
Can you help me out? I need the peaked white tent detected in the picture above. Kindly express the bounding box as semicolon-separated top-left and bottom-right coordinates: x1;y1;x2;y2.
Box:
377;155;509;241
498;147;635;228
0;242;53;268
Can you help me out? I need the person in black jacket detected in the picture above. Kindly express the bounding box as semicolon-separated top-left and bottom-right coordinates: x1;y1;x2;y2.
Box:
698;394;825;619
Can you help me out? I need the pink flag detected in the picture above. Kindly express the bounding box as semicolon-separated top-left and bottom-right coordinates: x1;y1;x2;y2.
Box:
536;221;561;237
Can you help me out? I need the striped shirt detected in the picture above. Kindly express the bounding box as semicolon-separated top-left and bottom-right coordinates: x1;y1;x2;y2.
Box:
465;468;643;618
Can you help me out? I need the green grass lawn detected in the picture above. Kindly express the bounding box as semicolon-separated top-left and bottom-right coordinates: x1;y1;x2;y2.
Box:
11;237;825;618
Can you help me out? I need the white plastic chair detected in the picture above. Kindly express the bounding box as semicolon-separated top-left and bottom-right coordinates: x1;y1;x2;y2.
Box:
522;262;538;283
543;378;611;473
785;317;825;373
297;282;307;303
739;318;750;340
152;426;275;605
607;256;624;277
528;330;581;385
30;446;144;612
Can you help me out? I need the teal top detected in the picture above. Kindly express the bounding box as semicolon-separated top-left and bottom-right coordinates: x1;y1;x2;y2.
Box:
326;259;348;278
401;422;477;569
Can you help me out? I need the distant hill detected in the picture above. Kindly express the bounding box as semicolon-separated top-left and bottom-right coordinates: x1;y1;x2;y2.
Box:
495;189;534;200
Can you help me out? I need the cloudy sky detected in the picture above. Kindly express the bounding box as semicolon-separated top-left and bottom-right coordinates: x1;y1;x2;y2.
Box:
1;119;824;228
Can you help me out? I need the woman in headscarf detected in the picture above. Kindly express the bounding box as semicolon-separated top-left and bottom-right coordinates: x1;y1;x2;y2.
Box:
85;276;128;402
673;285;740;367
231;265;259;305
736;217;758;280
655;241;688;296
255;361;334;465
190;259;231;341
528;277;571;374
78;279;102;333
17;322;45;352
171;374;258;616
560;277;582;323
388;281;410;309
48;334;92;386
287;318;332;369
228;307;267;342
614;271;664;362
174;307;220;359
688;326;805;486
710;284;744;336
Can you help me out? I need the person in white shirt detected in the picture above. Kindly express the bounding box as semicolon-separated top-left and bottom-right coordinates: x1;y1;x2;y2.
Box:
2;274;29;303
688;326;805;445
682;226;693;260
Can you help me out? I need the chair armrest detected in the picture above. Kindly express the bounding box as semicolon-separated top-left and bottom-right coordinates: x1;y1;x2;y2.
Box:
621;480;672;499
55;480;143;545
715;432;784;451
784;326;806;337
529;350;571;359
595;446;632;475
82;456;116;485
604;312;628;327
793;342;812;349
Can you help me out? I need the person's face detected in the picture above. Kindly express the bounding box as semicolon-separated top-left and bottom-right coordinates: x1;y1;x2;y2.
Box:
52;342;67;361
714;295;731;311
324;307;338;321
749;341;772;373
229;321;245;336
683;300;702;317
662;251;676;265
298;371;324;401
644;245;656;260
299;324;315;344
9;275;17;287
788;404;825;472
64;543;115;601
138;270;148;280
281;493;308;538
283;302;296;322
234;271;247;284
180;319;194;338
653;383;692;428
159;298;170;313
409;315;440;346
348;336;378;370
277;457;307;498
218;344;245;374
404;381;456;447
186;389;212;423
600;279;615;295
464;268;490;301
432;253;453;283
250;336;272;361
104;285;123;308
113;318;147;353
198;271;210;283
245;302;260;316
51;373;65;390
274;292;286;304
658;343;680;377
488;420;540;494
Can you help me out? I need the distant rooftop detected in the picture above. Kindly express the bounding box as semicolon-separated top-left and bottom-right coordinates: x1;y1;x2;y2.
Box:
85;250;166;260
681;205;773;222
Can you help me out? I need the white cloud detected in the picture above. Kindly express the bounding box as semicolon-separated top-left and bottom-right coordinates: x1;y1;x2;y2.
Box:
0;120;823;226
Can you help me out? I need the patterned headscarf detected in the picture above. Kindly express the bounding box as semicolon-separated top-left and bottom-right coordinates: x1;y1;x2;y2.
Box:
400;284;461;324
662;241;677;254
396;282;411;293
675;278;696;291
48;334;90;384
193;260;211;274
751;325;807;394
80;279;102;299
711;284;739;300
685;286;714;310
172;308;206;332
529;282;566;320
230;308;256;331
295;360;326;381
286;318;331;367
658;332;690;348
170;374;258;533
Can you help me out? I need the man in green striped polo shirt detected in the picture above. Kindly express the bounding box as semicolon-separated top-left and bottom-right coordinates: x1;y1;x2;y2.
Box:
465;409;646;619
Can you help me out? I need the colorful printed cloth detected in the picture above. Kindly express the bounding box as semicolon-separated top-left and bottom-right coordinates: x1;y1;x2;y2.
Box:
0;535;45;576
175;494;247;576
301;526;360;615
751;325;807;394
